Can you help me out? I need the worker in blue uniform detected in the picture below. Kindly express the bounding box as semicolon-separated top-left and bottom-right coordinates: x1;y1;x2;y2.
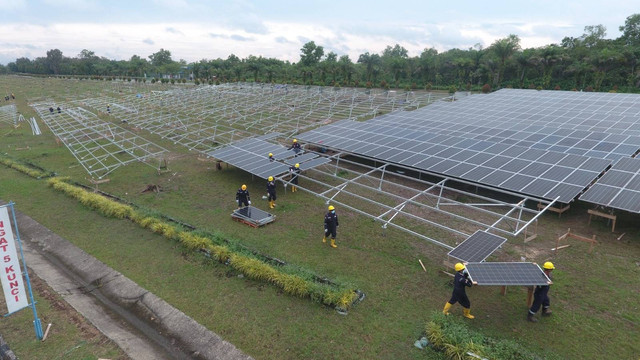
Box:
323;205;339;248
443;263;475;319
527;261;554;322
267;176;277;209
236;184;251;208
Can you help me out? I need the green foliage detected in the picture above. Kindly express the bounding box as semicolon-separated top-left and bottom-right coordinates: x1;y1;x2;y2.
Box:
40;176;360;310
425;312;559;360
0;156;49;178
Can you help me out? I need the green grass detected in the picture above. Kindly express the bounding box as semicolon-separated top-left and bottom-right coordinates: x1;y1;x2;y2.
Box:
1;75;640;359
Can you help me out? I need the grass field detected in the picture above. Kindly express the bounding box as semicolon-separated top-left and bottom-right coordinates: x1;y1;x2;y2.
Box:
1;75;639;360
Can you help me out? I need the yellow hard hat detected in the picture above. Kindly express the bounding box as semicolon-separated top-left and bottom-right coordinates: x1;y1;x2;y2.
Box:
269;152;273;157
328;205;335;211
543;261;555;270
454;263;465;272
241;184;247;190
295;163;300;168
293;139;298;143
268;176;274;181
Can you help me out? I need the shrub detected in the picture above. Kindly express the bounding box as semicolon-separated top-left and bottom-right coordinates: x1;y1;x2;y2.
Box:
425;82;433;90
585;86;594;92
448;85;457;94
554;85;561;90
41;177;362;311
481;84;491;93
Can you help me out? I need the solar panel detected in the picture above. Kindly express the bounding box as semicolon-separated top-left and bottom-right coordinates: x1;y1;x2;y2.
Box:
580;157;640;213
465;262;551;286
298;117;610;202
231;206;275;227
298;157;330;170
209;138;325;179
284;152;318;165
447;231;507;262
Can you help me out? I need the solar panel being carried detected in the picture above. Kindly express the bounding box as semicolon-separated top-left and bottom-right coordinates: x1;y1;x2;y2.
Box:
580;157;640;213
207;136;330;179
465;262;551;286
447;230;506;263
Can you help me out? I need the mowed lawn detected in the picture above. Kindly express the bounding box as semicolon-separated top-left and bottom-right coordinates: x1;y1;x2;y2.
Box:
1;76;639;360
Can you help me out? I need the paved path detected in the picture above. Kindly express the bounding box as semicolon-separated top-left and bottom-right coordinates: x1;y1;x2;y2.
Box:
5;202;253;360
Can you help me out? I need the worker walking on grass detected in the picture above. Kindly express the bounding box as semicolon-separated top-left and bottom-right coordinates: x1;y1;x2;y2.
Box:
236;184;251;208
443;263;475;319
289;163;300;192
267;176;277;209
527;261;554;322
323;205;339;248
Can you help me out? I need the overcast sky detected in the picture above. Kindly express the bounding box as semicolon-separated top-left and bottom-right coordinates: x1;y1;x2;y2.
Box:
0;0;637;65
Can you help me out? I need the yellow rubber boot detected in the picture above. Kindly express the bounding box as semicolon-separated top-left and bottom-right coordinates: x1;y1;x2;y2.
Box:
322;236;326;243
330;239;337;248
443;302;452;315
269;201;274;209
463;308;475;319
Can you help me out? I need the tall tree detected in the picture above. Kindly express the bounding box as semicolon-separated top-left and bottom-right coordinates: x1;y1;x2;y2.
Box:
45;49;63;74
489;34;521;86
620;13;640;46
357;52;381;83
148;49;173;67
299;41;324;67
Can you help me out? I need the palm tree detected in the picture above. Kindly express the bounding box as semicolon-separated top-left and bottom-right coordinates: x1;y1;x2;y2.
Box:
489;34;521;86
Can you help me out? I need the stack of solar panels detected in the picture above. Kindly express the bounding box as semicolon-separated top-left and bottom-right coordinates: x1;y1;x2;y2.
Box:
231;206;275;227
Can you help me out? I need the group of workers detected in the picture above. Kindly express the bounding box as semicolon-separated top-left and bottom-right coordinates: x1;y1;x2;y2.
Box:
443;261;555;322
4;93;15;101
235;139;339;248
237;139;557;316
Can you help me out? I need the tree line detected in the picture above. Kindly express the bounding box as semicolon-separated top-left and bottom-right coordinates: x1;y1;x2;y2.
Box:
1;14;639;92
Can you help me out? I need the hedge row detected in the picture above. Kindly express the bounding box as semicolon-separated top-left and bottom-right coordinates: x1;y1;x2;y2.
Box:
0;156;49;179
425;312;561;360
45;177;359;310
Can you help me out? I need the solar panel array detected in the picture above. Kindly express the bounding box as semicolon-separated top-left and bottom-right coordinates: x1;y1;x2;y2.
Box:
296;89;640;203
447;230;506;262
299;119;611;203
406;89;640;161
465;262;551;286
579;157;640;212
208;137;330;179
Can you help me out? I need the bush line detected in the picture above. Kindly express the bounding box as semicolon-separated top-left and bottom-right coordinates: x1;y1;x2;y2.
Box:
45;177;359;311
0;156;50;179
425;312;561;360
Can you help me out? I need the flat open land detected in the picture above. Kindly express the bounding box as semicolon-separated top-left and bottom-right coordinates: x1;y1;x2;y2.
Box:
1;76;639;360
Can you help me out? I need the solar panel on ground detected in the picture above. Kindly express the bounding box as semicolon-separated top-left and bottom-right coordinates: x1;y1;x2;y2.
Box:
580;157;640;213
231;206;275;227
447;231;507;262
465;262;551;286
